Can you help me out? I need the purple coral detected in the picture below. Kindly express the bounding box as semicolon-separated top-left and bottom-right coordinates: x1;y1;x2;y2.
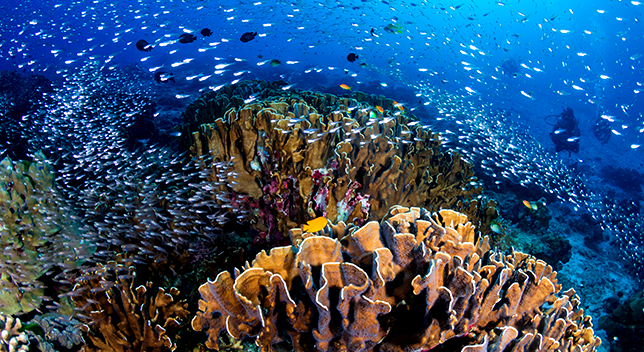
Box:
336;181;370;224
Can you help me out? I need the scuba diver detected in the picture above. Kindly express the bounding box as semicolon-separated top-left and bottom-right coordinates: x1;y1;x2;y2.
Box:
501;58;521;78
545;107;580;156
592;115;611;145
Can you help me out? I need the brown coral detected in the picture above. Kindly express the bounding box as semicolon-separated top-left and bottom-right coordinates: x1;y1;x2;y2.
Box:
192;206;600;352
184;81;495;244
71;262;189;352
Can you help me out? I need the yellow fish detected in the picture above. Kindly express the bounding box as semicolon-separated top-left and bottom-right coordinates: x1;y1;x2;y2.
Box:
490;223;503;234
376;106;384;114
340;84;351;90
522;200;538;210
393;101;405;111
302;216;328;233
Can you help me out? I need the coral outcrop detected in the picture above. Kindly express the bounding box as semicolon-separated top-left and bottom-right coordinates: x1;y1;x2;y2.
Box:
192;206;600;352
518;197;551;231
598;288;644;352
24;313;83;352
0;314;28;352
0;152;84;315
71;263;190;352
601;166;644;193
182;80;496;244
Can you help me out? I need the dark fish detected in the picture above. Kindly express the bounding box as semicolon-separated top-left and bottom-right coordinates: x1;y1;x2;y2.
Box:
240;31;257;42
154;72;175;83
384;23;403;34
592;116;611;145
370;28;377;36
201;28;213;37
347;53;359;62
179;33;197;43
136;39;153;52
270;59;281;67
359;62;367;68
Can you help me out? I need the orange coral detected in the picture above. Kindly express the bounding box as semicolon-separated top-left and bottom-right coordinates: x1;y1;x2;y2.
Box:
192;206;600;352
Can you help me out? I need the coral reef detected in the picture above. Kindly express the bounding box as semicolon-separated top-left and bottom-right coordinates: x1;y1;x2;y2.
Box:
182;80;496;244
1;72;605;352
39;86;238;281
0;314;29;352
585;195;644;279
573;213;605;252
601;166;644;193
518;197;551;231
71;262;190;352
23;313;83;352
598;289;644;352
521;231;572;271
0;152;85;315
192;206;600;352
482;191;573;268
416;81;644;284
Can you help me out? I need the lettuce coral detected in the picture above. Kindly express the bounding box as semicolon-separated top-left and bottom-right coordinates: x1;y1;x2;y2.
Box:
192;206;600;352
182;81;496;244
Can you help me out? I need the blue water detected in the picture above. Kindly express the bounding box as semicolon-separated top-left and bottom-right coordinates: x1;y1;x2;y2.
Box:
1;0;643;351
3;0;643;171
